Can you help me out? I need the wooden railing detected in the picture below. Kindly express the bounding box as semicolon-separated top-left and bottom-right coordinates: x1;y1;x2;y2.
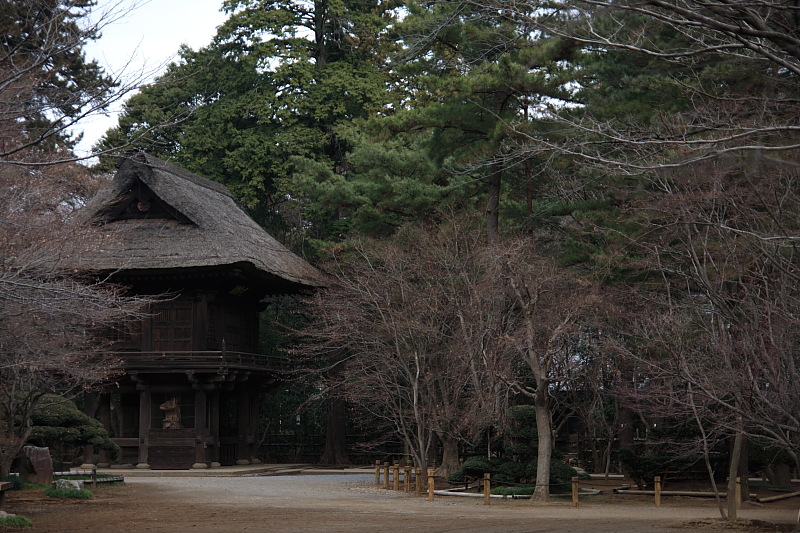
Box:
111;350;289;373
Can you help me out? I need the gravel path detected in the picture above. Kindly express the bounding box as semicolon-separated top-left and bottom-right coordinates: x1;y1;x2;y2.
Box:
115;475;796;533
5;474;797;532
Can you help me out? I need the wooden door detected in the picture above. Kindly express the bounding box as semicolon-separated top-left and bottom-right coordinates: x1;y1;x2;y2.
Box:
151;300;193;352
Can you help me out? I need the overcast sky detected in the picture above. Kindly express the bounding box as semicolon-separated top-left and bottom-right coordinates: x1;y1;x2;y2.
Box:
76;0;228;156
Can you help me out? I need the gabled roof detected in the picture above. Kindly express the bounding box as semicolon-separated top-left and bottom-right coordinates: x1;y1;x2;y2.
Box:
72;153;326;290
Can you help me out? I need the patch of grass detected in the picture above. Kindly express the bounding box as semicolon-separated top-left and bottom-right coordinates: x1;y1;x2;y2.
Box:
18;482;48;490
0;514;33;528
43;486;93;500
491;486;535;497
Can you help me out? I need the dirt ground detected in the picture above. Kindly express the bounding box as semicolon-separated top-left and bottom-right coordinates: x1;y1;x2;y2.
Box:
2;475;798;533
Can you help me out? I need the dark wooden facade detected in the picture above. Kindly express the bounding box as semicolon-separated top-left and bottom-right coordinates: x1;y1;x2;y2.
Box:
84;287;275;469
76;154;324;469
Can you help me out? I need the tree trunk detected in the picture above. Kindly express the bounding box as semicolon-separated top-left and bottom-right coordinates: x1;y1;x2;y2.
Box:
320;395;348;465
313;0;327;68
486;162;502;244
437;433;460;477
590;429;601;474
737;435;749;502
727;429;743;520
531;389;552;502
618;407;635;449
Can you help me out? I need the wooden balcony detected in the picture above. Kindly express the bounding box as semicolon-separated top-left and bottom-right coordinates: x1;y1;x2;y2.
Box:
111;350;288;374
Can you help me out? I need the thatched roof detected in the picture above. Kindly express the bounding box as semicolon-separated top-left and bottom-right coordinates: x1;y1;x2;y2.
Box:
72;153;326;291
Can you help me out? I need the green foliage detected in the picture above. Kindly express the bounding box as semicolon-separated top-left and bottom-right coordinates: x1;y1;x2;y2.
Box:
0;0;117;153
491;485;534;497
525;460;581;490
100;0;402;251
448;455;578;489
43;485;93;500
0;514;33;528
28;395;118;458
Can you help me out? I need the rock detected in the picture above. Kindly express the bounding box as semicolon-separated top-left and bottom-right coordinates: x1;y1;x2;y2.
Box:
19;446;54;485
54;479;83;491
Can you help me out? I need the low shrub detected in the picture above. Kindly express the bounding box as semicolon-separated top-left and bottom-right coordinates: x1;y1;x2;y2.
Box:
0;514;33;528
491;486;535;497
524;459;580;493
448;456;579;491
44;486;93;500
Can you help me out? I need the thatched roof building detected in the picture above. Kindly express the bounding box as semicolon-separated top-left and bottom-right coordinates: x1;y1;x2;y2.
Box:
74;152;325;292
74;153;325;470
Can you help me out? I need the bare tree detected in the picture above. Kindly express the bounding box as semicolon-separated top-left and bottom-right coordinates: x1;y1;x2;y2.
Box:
604;155;800;517
0;0;161;477
298;217;519;475
0;158;155;478
500;245;599;501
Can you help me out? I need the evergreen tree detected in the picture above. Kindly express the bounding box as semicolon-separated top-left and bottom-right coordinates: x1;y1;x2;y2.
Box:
1;0;118;161
100;0;399;245
377;0;580;241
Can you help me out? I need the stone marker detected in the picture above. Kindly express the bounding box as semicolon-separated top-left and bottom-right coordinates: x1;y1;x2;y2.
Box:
20;446;54;485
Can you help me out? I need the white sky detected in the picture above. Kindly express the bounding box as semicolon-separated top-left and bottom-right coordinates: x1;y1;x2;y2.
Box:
76;0;228;156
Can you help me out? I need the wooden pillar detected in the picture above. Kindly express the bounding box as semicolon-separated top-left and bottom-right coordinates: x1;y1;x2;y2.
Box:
81;393;100;468
96;394;112;467
209;391;221;467
248;391;261;463
236;391;251;465
193;388;208;469
136;388;151;469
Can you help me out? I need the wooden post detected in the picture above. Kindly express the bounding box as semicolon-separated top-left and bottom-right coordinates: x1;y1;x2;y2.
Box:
654;476;661;508
427;468;435;501
572;476;579;507
209;391;220;467
415;467;422;497
96;394;112;466
235;391;251;465
393;462;400;491
383;462;390;489
734;476;741;508
81;393;99;468
136;388;151;469
484;473;491;505
193;388;208;468
404;465;411;493
91;467;97;490
247;391;261;463
375;460;381;485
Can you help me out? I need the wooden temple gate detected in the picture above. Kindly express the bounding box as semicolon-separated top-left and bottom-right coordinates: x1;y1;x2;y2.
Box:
72;154;324;470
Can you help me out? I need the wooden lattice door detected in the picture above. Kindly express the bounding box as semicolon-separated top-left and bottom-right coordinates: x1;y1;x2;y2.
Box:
151;300;193;352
